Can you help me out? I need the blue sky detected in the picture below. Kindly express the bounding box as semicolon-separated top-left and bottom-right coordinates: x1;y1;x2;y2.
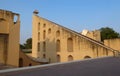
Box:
0;0;120;44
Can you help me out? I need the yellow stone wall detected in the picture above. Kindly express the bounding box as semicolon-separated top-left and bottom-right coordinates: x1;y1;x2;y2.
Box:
0;9;20;66
32;14;115;63
104;38;120;51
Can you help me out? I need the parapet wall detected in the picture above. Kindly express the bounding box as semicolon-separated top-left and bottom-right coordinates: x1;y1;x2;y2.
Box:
0;9;20;34
0;9;13;20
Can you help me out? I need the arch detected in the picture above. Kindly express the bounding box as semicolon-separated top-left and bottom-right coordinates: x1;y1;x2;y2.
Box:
84;56;91;59
43;23;46;28
38;22;40;31
68;55;73;61
67;38;73;52
57;55;60;62
43;54;46;58
19;58;23;67
56;30;60;37
56;39;60;52
38;42;40;52
43;30;46;39
29;63;32;66
13;15;18;24
48;28;51;34
38;32;40;41
43;41;46;52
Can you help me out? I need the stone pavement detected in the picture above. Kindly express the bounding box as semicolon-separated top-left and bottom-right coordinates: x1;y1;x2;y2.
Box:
0;56;120;76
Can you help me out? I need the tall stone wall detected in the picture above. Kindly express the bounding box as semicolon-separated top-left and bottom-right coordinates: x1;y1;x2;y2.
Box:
0;9;20;66
32;14;115;63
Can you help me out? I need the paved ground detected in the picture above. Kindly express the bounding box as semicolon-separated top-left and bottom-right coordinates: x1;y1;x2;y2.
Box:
0;56;120;76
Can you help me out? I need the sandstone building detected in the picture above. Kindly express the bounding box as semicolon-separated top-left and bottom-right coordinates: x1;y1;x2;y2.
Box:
32;12;118;63
0;9;20;66
0;9;48;68
0;9;119;69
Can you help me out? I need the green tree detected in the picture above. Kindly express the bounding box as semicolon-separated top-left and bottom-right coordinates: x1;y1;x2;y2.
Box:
100;27;120;41
20;44;25;49
24;38;32;49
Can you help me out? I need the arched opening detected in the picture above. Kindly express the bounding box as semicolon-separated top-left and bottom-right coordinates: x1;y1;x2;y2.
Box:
57;55;60;62
38;32;40;41
13;15;18;24
48;28;51;34
68;55;73;61
43;41;46;52
56;39;60;52
19;58;23;67
84;56;91;59
43;30;46;39
29;63;32;66
67;38;73;52
38;22;40;31
56;30;60;37
43;54;46;58
43;23;46;28
38;42;40;52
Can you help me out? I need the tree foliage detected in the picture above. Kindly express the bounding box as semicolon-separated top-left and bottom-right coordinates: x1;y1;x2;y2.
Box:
24;38;32;49
20;44;25;49
20;38;32;49
100;27;120;41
